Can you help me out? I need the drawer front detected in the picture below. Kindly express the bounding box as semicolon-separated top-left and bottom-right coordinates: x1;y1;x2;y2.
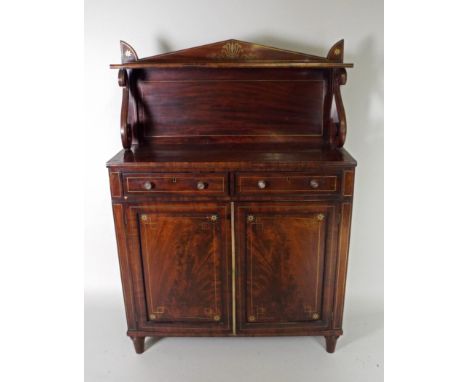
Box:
123;173;227;195
236;172;339;195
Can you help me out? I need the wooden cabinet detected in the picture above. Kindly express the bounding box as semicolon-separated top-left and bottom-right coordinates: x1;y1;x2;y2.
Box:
107;39;356;354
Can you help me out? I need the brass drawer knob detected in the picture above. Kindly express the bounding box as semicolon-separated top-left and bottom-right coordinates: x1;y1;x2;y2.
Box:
143;181;153;190
310;180;319;189
257;180;266;189
197;181;206;190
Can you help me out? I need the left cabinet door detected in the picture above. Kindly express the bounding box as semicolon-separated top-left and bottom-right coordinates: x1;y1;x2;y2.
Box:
125;203;232;335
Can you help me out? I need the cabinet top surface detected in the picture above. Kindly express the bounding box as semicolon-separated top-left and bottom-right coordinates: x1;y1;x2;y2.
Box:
106;145;357;170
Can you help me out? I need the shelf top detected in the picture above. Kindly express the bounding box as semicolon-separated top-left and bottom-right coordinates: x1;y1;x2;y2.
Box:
110;39;354;69
106;144;357;169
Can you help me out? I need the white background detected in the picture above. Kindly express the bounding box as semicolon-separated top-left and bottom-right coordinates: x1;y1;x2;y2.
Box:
83;0;383;380
5;1;468;381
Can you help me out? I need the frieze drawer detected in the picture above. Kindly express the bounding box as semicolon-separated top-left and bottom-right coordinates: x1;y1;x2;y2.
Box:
236;172;339;195
123;173;228;196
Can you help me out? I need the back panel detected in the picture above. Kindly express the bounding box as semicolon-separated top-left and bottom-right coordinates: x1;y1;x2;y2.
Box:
132;68;331;145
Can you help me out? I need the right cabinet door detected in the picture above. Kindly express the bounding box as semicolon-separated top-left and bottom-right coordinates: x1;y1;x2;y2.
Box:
236;202;338;335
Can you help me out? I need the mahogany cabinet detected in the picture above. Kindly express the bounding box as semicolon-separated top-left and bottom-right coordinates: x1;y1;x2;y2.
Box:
107;39;356;354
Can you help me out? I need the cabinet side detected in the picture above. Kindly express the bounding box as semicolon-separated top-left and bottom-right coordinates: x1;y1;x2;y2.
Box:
111;203;137;330
332;169;355;329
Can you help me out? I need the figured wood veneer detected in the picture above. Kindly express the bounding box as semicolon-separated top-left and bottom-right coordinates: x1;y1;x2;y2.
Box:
107;38;356;354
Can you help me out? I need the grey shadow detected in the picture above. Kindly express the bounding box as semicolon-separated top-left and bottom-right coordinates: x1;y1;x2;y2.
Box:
153;35;174;55
144;336;163;352
244;34;332;57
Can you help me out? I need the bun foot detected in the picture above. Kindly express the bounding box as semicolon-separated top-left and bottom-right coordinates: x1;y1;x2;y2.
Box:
130;336;145;354
325;335;339;353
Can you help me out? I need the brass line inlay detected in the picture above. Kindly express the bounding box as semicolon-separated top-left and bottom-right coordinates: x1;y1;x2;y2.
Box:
334;203;352;328
249;218;254;321
142;213;220;321
213;217;218;321
230;202;236;335
315;221;322;309
248;214;325;323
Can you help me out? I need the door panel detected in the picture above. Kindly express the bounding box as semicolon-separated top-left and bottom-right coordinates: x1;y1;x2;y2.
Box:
140;213;222;322
126;203;232;334
236;202;337;334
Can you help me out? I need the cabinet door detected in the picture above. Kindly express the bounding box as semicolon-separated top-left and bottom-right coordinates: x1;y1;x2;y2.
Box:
236;202;337;335
126;203;232;335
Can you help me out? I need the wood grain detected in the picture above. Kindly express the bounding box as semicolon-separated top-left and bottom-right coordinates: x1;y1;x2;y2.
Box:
107;39;355;353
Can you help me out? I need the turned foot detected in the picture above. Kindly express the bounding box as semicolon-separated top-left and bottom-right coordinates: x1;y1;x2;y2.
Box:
130;336;145;354
325;335;339;353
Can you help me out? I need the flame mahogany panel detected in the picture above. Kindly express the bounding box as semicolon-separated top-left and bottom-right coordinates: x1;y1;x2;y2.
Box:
124;202;232;335
236;202;338;334
140;212;223;323
133;68;329;145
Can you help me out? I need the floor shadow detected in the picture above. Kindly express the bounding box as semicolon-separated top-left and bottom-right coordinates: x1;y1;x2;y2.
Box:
339;297;384;349
145;336;163;352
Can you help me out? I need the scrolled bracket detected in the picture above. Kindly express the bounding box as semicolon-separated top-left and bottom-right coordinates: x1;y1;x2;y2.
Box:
118;69;132;150
332;68;348;147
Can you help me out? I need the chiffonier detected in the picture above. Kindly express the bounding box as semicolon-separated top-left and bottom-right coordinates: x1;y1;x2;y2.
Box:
107;39;356;354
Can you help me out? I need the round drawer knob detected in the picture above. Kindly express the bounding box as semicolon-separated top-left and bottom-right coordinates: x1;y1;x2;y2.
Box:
197;181;206;190
310;180;319;189
143;181;153;190
257;180;266;189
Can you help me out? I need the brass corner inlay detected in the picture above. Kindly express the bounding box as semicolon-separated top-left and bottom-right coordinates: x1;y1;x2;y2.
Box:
304;304;320;320
213;315;221;321
141;214;148;221
210;214;218;222
317;213;325;221
247;214;255;223
248;315;256;322
149;313;156;320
